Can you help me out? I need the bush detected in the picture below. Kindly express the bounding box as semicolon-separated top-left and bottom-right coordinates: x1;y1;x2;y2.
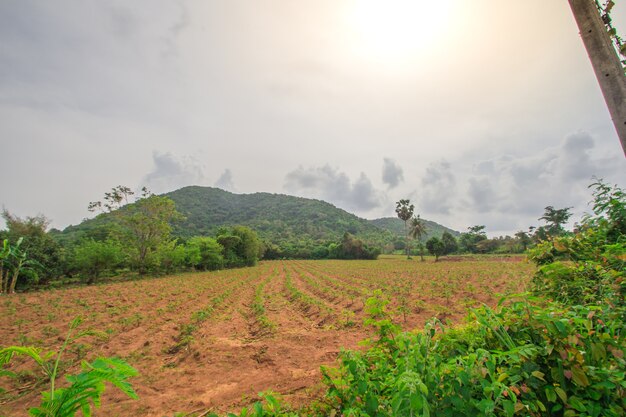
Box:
530;181;625;306
320;299;626;417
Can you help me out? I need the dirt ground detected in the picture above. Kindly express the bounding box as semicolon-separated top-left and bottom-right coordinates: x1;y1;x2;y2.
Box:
0;257;533;416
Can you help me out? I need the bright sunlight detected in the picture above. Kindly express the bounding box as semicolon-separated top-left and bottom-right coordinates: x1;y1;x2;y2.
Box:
342;0;454;66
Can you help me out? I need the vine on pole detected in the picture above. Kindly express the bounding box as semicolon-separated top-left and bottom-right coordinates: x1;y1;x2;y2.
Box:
596;0;626;71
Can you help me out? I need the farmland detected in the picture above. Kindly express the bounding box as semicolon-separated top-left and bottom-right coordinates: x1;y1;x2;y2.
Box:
0;256;533;416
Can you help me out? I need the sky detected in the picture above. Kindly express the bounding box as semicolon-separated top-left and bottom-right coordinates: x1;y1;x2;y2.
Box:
1;0;625;236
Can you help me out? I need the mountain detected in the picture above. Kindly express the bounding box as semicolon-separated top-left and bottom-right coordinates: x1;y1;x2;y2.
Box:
164;186;391;251
60;186;459;257
369;217;460;239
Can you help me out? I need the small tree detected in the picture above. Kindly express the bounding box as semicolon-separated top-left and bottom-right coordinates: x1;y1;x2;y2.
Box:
72;239;124;283
441;231;458;255
514;230;532;251
395;199;414;259
409;215;427;261
89;186;184;275
216;226;262;267
539;206;573;237
2;210;64;285
459;225;487;253
185;237;224;270
156;240;187;274
425;237;445;262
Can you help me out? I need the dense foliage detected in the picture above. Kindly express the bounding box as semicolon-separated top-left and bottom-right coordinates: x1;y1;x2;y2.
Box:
529;181;625;306
319;299;624;417
328;232;381;260
1;211;64;290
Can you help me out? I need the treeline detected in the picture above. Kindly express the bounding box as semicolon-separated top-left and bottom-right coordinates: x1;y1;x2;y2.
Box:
0;187;266;292
394;208;582;260
1;186;381;292
263;232;380;260
0;214;263;292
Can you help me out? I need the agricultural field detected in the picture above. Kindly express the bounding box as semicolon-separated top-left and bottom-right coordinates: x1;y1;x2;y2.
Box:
0;256;534;416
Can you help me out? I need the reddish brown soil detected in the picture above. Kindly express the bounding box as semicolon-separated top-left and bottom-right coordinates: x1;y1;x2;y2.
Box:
0;258;533;416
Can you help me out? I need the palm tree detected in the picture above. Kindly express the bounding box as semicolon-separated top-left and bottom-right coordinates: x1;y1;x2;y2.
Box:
409;215;428;261
395;199;414;259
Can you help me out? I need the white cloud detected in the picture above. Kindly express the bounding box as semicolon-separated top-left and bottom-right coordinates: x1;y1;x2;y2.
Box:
419;160;456;215
284;165;383;213
1;0;625;235
142;151;205;194
215;169;236;192
382;158;404;189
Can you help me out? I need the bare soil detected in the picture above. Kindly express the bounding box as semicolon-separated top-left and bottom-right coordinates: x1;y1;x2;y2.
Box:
0;257;533;416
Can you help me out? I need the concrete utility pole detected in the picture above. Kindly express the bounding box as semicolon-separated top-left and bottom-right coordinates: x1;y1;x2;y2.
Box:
568;0;626;157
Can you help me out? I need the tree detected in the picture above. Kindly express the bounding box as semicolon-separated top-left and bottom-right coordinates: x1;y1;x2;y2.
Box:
156;240;187;274
88;185;134;213
329;232;380;260
89;186;184;274
72;239;124;283
459;225;487;253
395;199;414;259
514;230;532;251
441;231;458;255
425;237;445;262
217;226;262;267
539;206;573;237
185;237;224;270
588;179;626;241
1;210;63;286
409;215;427;261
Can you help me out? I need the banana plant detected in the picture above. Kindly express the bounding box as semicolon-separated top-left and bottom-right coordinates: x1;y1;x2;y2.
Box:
0;239;9;293
3;237;42;294
0;238;25;294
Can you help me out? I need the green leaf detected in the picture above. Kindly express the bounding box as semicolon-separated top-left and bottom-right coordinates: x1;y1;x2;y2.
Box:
568;396;587;412
531;370;546;381
570;366;590;387
555;386;568;403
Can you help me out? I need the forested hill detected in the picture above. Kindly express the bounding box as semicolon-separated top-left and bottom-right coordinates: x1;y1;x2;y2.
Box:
369;217;460;239
60;186;458;257
164;186;389;247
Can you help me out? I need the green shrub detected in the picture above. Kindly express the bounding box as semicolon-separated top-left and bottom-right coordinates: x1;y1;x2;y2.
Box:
321;300;625;417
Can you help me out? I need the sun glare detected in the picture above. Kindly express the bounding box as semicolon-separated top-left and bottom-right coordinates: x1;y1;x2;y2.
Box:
343;0;453;66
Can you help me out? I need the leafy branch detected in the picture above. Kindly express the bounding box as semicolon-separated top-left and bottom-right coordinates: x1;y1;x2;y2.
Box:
0;317;138;417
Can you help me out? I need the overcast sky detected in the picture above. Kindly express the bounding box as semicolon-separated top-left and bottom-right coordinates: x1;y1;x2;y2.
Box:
1;0;625;236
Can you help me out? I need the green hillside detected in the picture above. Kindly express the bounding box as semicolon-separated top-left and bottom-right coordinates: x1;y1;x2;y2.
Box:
163;186;392;255
369;217;460;239
60;186;459;257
